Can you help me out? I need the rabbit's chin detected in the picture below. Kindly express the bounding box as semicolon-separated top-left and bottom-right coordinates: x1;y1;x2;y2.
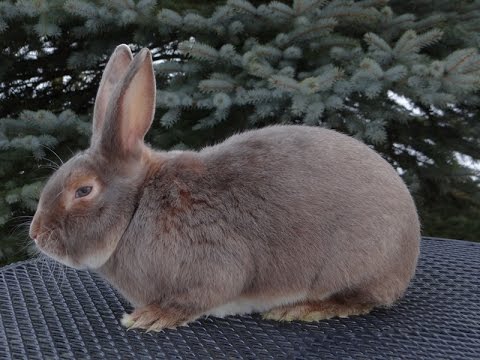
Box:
37;249;86;270
38;240;117;271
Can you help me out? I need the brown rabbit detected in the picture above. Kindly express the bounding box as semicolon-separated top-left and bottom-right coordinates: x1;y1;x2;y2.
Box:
30;44;420;332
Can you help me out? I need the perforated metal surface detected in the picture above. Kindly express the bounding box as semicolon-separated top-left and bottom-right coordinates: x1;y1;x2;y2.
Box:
0;238;479;359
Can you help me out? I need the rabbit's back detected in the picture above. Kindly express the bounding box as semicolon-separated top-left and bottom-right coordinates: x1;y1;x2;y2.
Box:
197;125;419;303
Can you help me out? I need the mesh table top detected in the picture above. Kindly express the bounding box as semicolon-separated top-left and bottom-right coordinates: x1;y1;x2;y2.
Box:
0;237;479;360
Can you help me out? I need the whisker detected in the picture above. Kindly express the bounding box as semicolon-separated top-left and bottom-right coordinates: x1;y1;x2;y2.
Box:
38;153;60;170
60;238;70;289
6;221;31;238
41;256;54;283
38;255;50;279
39;165;59;172
58;263;67;290
42;145;64;166
8;223;32;237
42;231;58;284
29;225;70;289
40;157;61;170
65;145;75;157
16;240;35;255
31;175;50;182
9;215;34;220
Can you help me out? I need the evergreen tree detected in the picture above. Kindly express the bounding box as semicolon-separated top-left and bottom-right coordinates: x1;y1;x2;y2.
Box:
1;0;479;265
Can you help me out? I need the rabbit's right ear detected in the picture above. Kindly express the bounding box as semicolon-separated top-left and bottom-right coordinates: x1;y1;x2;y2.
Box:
92;44;133;145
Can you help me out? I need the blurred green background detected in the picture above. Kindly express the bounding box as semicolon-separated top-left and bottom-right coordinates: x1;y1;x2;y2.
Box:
1;0;480;266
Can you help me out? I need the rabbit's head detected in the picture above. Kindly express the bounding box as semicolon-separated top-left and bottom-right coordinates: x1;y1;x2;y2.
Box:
30;45;157;269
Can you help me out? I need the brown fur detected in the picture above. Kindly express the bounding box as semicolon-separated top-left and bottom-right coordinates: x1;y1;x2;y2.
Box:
263;300;373;322
30;45;420;331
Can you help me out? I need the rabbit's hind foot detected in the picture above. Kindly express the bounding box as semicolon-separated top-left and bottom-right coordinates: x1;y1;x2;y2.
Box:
262;300;373;322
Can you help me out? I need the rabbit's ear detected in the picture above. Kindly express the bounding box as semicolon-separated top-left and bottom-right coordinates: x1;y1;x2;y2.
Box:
100;48;156;158
92;44;133;144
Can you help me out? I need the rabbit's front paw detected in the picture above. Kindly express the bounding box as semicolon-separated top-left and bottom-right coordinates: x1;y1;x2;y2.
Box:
121;304;192;332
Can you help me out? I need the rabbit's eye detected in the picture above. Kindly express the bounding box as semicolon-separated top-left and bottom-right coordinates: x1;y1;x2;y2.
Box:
75;186;93;198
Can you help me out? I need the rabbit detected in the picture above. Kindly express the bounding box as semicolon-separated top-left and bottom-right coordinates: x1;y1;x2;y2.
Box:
30;44;420;332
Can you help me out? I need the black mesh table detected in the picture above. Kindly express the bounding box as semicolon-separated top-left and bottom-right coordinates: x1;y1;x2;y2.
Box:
1;237;479;359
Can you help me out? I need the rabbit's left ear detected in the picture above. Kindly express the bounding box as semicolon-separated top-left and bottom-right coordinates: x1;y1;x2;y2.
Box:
100;48;156;158
92;44;133;145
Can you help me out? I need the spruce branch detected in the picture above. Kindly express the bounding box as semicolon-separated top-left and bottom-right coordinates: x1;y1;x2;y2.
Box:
184;13;208;30
416;29;444;50
291;94;308;115
16;0;47;17
235;88;284;105
364;81;383;98
385;13;416;33
445;48;480;75
154;61;183;74
195;97;214;109
384;65;408;82
441;49;480;95
199;79;236;93
364;119;387;144
293;0;329;16
325;95;343;109
0;19;7;33
160;108;181;128
34;18;61;37
178;40;219;63
364;32;392;53
210;5;231;24
229;20;244;35
253;103;276;120
419;92;456;107
311;35;359;50
64;0;99;18
157;91;181;108
333;79;353;97
157;9;183;27
269;75;303;93
120;9;137;25
136;0;155;15
356;0;389;8
213;107;230;121
227;0;257;17
219;44;242;66
251;45;282;61
359;58;384;78
212;93;232;109
413;14;447;33
285;18;337;46
283;46;303;59
393;29;443;60
303;101;325;125
266;2;295;18
245;60;275;78
108;0;135;11
0;1;16;21
319;5;380;24
302;67;342;93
